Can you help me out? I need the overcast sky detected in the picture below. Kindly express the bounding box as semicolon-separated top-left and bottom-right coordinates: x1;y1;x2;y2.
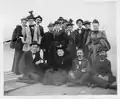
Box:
1;0;116;49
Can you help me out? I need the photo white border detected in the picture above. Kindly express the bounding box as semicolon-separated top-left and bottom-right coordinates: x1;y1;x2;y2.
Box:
0;0;120;99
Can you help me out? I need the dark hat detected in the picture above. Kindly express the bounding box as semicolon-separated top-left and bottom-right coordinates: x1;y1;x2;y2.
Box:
53;21;61;26
63;19;68;24
76;19;83;24
57;17;64;21
67;18;74;26
35;15;42;21
83;21;91;25
27;11;35;20
66;23;74;26
21;17;28;21
69;19;73;23
47;22;54;27
97;47;108;52
30;41;40;46
92;19;99;24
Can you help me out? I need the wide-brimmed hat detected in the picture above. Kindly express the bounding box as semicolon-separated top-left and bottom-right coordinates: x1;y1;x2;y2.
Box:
66;23;74;26
97;47;108;52
53;21;61;26
92;19;99;24
26;11;35;20
30;41;40;46
83;21;91;25
76;19;83;24
57;17;64;22
35;15;42;21
47;22;54;27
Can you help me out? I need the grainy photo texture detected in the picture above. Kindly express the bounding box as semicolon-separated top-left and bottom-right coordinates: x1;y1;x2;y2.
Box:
3;0;117;95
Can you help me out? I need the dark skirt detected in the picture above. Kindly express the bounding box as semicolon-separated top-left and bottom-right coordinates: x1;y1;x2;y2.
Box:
11;49;24;74
43;69;68;86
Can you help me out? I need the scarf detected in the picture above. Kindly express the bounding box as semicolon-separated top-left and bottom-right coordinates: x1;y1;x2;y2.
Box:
21;26;27;42
34;25;42;44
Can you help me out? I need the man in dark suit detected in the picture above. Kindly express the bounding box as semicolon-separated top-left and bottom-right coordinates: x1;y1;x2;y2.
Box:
73;19;85;49
19;41;46;81
35;15;44;37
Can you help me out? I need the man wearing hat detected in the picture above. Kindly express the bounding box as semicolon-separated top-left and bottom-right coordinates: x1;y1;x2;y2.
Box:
34;15;44;44
18;41;46;82
73;19;85;49
82;21;91;58
40;23;54;64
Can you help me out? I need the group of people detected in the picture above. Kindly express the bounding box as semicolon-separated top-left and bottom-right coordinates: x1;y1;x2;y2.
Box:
10;11;116;89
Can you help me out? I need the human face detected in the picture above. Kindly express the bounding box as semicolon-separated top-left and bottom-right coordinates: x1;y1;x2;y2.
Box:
57;49;64;56
28;19;34;25
99;51;106;56
36;18;42;25
77;21;83;28
67;25;73;31
31;45;38;53
55;24;61;30
77;49;84;59
48;27;53;32
85;24;91;29
98;51;107;59
21;20;27;27
92;23;99;31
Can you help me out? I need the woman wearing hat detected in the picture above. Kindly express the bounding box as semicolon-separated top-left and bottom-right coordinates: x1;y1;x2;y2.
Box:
82;21;92;58
25;11;36;45
40;23;54;64
86;19;111;64
23;11;43;51
65;20;76;60
10;18;28;75
34;15;44;44
43;43;71;86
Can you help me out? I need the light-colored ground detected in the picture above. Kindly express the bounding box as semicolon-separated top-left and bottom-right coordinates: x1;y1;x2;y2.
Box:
4;72;117;95
5;82;117;95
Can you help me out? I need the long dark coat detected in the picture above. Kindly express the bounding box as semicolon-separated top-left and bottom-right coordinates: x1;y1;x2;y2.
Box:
40;32;54;61
82;29;91;58
73;28;85;49
10;25;24;74
48;31;71;70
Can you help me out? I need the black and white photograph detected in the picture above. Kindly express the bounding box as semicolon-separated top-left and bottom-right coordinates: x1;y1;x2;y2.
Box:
1;0;120;96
